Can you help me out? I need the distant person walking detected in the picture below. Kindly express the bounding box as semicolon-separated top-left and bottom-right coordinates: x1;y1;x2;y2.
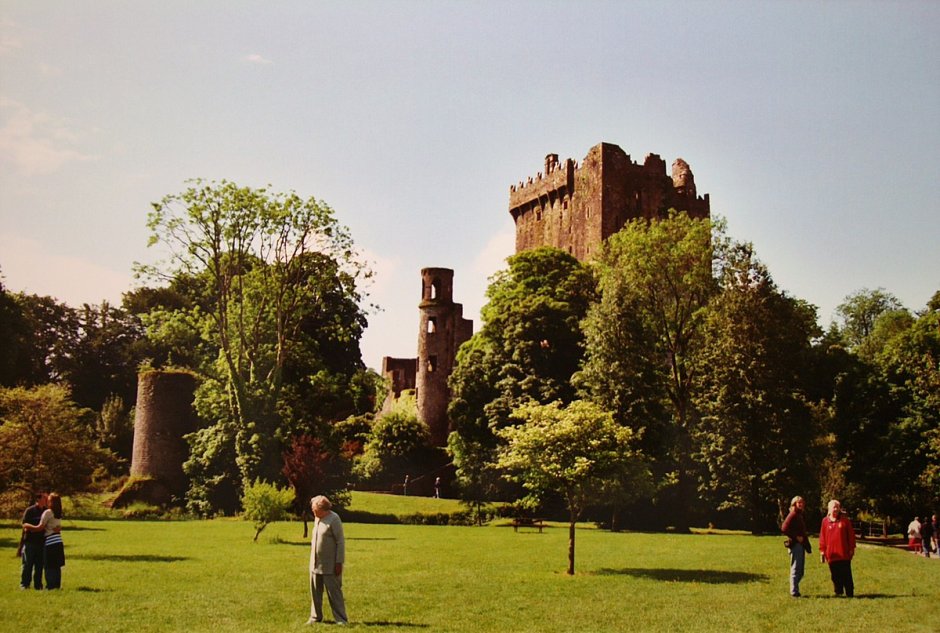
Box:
434;476;441;499
781;495;810;597
307;495;348;626
818;499;856;597
23;492;64;589
907;516;922;553
932;514;939;555
18;491;47;590
403;474;409;496
920;514;934;558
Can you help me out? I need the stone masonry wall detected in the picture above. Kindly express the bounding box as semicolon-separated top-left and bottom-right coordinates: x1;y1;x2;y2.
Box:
130;370;198;497
509;142;710;260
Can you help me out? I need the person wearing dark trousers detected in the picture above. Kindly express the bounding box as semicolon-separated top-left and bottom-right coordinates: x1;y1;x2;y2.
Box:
18;491;48;590
23;492;64;589
819;499;856;597
920;515;934;558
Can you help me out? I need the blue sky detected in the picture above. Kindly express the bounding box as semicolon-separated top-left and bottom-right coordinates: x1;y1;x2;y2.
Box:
1;1;938;371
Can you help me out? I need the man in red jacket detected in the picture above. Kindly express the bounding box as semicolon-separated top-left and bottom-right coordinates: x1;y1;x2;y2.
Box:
818;499;856;597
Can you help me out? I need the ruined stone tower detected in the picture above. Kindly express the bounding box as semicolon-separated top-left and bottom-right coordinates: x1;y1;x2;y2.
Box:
129;370;198;501
382;268;473;446
417;268;473;446
510;142;710;260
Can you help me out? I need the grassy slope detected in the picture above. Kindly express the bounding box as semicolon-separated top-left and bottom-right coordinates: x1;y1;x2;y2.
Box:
347;490;465;516
1;496;937;632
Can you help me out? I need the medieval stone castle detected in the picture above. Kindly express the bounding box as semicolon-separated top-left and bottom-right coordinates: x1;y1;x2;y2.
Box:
381;141;710;446
130;142;710;494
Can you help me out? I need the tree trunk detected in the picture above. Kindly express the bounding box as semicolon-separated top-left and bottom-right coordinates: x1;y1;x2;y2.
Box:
567;515;577;575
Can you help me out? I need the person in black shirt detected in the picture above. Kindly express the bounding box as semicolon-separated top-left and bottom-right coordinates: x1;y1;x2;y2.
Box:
19;491;48;590
921;514;934;558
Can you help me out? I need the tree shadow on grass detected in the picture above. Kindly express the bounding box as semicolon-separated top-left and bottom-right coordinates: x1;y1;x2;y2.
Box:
597;567;768;584
74;586;110;592
277;537;397;547
357;622;429;628
71;554;188;563
61;525;107;532
811;593;906;600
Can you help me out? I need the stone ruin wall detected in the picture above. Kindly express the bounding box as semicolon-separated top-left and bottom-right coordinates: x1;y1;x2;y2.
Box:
380;356;417;414
509;142;710;260
382;268;473;446
130;370;198;498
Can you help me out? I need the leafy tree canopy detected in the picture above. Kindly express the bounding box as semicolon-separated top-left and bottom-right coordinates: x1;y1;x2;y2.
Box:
496;399;649;574
447;247;595;503
138;180;373;512
0;384;114;504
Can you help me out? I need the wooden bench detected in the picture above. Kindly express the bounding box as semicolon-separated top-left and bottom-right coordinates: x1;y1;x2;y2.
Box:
511;518;547;533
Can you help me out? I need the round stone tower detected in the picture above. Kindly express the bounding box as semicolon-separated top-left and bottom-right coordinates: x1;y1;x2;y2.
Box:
130;370;199;501
416;268;472;446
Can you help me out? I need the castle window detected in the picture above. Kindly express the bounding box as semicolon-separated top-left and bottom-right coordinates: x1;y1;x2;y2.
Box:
427;317;437;334
431;279;441;300
427;355;437;373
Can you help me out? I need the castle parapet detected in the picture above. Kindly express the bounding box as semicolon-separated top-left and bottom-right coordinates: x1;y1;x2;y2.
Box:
508;142;711;260
509;156;577;220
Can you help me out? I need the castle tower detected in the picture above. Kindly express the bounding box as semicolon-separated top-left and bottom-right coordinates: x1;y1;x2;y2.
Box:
416;268;473;446
130;370;198;501
509;142;710;260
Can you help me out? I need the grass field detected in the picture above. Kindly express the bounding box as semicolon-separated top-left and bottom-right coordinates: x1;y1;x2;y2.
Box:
2;493;938;632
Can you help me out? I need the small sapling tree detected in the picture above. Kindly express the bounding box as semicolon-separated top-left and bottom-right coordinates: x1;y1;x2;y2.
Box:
496;399;650;575
241;479;295;541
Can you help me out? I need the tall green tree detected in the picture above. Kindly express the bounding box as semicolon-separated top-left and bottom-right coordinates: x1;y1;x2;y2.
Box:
0;276;30;387
835;288;904;353
578;211;717;529
447;247;596;502
496;400;649;575
139;180;371;508
807;336;896;516
11;293;81;386
875;296;940;509
691;244;820;532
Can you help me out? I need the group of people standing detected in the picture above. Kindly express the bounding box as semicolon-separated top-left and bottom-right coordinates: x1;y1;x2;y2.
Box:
781;496;856;598
907;514;939;557
17;491;65;591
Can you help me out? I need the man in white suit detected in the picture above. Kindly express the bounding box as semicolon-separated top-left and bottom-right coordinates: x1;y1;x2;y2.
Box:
307;495;348;625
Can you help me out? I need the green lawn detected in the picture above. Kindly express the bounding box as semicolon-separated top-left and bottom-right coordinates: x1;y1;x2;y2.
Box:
347;490;466;517
2;510;938;632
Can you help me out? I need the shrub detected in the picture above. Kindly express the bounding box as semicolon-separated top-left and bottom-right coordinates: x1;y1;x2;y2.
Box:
241;479;294;541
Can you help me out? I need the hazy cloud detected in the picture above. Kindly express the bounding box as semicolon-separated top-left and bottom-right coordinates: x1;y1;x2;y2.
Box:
0;19;25;55
243;53;273;65
0;233;129;306
0;98;97;176
464;225;514;318
38;62;62;77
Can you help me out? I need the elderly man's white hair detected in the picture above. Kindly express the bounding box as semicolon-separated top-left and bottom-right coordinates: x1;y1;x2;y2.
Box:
311;495;332;511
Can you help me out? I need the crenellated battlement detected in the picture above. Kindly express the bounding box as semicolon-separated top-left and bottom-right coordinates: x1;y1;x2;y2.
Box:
508;142;710;260
509;155;579;221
